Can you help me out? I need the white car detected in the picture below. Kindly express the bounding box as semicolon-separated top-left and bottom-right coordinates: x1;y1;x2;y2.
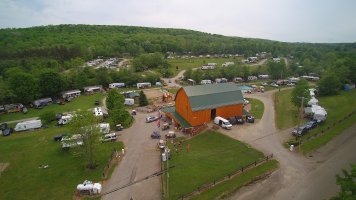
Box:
146;116;160;123
261;82;268;86
243;98;250;105
270;83;279;87
287;83;295;86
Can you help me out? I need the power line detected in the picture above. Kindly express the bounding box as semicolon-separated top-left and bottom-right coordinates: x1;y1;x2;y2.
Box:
100;165;175;197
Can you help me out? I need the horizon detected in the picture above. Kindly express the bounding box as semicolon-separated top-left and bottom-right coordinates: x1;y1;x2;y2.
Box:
1;0;356;43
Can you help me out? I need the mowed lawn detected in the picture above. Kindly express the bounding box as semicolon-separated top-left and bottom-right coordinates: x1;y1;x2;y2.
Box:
275;89;300;129
0;93;105;123
248;98;264;119
165;131;264;199
301;90;356;153
0;126;123;200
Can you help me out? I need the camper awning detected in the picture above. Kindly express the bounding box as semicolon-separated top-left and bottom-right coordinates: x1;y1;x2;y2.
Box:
162;106;192;128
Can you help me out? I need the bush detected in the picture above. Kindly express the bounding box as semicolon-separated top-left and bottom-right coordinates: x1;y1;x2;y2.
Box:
40;110;56;125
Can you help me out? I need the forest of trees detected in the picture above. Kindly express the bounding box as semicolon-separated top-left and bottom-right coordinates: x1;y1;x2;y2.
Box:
0;24;355;104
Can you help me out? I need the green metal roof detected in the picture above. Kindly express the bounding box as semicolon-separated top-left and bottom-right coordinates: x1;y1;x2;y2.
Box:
181;83;244;111
161;106;192;128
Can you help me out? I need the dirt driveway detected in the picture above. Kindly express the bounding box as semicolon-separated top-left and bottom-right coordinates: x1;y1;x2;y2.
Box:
102;112;162;200
219;90;356;200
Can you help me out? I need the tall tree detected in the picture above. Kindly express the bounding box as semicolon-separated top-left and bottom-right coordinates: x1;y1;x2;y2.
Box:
331;165;356;200
106;89;124;110
69;111;100;169
8;72;39;103
291;79;310;107
38;70;64;97
317;72;342;96
139;91;148;106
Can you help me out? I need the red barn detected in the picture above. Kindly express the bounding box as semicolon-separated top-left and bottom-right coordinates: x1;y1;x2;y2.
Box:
162;83;244;129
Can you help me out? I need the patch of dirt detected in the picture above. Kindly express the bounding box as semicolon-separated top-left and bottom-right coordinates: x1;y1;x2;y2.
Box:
0;163;9;175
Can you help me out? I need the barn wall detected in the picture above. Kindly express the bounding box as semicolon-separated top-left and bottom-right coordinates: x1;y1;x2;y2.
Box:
189;109;211;126
175;89;190;121
216;104;243;119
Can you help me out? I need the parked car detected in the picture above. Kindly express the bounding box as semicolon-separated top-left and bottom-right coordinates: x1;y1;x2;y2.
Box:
158;139;166;149
146;116;160;123
2;128;13;136
165;131;176;139
243;98;250;105
116;124;124;131
0;123;8;131
287;83;295;86
270;83;279;87
53;134;66;141
228;117;238;125
261;82;268;86
214;116;232;130
292;126;308;136
305;120;318;130
151;131;161;139
161;123;170;131
246;115;255;123
235;116;245;124
100;133;117;142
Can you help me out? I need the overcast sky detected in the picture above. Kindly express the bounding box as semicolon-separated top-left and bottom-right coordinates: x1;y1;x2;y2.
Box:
1;0;356;43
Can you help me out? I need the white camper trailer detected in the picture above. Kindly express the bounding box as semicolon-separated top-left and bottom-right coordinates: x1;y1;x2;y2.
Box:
109;83;125;89
58;114;73;125
77;180;102;196
137;82;152;89
200;80;212;84
14;120;42;132
124;98;135;106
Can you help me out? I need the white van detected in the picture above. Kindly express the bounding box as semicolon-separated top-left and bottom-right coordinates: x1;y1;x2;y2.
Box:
124;98;135;106
100;133;117;142
214;116;232;130
14;120;42;132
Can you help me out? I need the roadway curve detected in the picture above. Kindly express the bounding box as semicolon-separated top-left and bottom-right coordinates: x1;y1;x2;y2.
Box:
219;90;356;200
161;70;185;88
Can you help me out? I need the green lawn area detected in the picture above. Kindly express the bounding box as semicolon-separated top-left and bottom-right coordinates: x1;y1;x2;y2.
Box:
192;160;279;200
275;89;300;129
0;126;123;200
163;131;264;199
248;98;264;119
0;93;105;123
300;90;356;154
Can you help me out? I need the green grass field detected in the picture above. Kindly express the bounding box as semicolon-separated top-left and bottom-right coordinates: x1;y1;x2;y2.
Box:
300;90;356;153
192;160;279;200
275;89;300;129
248;98;265;119
163;131;264;199
0;93;105;123
0;126;123;200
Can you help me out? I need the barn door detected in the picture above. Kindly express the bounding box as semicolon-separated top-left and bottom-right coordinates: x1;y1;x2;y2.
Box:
211;109;216;120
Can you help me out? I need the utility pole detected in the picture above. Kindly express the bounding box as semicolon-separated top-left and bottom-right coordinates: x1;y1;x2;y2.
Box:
166;147;170;200
296;96;305;152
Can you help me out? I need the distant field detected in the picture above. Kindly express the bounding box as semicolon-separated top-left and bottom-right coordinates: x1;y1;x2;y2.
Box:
0;93;105;123
163;131;264;199
0;126;123;200
300;90;356;153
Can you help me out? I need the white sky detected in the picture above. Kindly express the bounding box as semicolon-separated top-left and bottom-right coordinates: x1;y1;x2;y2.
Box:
1;0;356;43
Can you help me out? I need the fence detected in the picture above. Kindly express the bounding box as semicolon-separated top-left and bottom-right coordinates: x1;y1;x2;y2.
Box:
102;148;121;180
178;154;274;199
300;110;356;144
